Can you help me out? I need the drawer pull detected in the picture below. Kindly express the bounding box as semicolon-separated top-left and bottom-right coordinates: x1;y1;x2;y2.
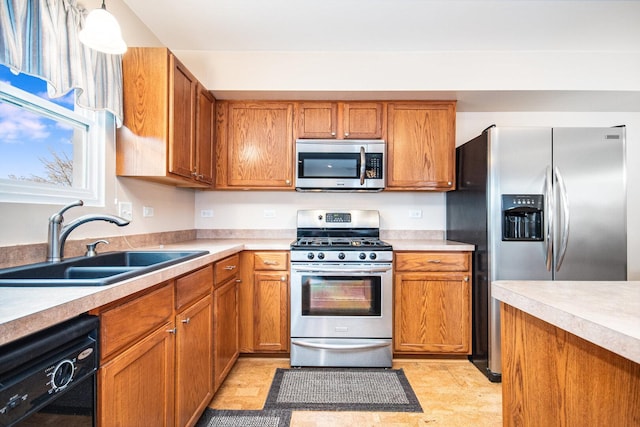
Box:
428;259;442;263
167;328;177;334
263;260;279;266
181;318;190;324
224;265;236;270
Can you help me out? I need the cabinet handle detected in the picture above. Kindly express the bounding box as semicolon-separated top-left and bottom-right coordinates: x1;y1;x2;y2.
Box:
344;132;350;137
263;260;279;266
235;279;242;283
224;265;236;270
182;318;190;324
167;328;177;334
281;276;286;282
428;259;442;263
191;170;198;177
285;179;291;185
464;276;469;282
331;132;336;136
448;181;452;186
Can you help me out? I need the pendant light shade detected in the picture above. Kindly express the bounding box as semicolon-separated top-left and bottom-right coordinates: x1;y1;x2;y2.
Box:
79;0;127;55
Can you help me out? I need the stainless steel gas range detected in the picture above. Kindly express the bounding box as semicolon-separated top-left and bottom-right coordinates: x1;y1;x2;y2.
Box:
289;209;393;367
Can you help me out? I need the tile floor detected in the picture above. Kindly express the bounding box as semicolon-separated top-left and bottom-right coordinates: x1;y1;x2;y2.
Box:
207;357;502;426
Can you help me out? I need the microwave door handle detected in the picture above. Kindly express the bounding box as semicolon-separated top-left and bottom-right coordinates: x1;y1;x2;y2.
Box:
360;146;366;185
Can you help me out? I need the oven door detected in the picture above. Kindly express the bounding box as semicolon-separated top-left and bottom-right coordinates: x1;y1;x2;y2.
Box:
290;263;393;338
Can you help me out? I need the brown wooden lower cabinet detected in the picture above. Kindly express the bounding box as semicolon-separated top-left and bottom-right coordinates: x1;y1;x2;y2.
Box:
99;321;175;427
94;265;214;427
238;251;290;353
175;295;213;427
501;303;640;426
393;251;472;354
213;255;240;391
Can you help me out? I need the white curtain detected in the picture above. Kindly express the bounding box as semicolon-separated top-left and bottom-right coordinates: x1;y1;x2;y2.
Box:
0;0;123;126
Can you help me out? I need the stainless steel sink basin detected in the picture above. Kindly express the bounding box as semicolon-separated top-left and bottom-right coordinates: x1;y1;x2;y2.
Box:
0;250;209;287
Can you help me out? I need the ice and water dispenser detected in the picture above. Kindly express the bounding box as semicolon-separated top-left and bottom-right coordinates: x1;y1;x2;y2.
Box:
501;194;544;241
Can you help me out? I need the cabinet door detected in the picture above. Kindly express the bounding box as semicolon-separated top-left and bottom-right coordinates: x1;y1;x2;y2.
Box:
253;272;289;352
217;102;294;189
386;102;456;190
195;86;215;185
394;272;471;354
175;295;213;427
297;102;338;139
213;277;239;391
342;102;384;139
169;56;197;180
99;323;175;427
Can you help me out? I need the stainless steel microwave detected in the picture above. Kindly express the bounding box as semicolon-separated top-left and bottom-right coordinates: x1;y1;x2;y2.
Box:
295;139;386;192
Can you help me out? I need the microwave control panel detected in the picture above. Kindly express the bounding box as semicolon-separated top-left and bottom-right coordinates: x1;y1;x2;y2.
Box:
365;154;383;179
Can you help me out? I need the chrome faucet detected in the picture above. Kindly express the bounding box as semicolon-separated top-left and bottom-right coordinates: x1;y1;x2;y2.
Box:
47;200;130;262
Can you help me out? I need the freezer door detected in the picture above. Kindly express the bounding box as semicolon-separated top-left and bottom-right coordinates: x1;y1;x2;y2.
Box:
552;127;627;280
489;127;554;282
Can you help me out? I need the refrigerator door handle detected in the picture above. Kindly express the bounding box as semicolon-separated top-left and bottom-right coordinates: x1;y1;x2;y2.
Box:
544;165;553;271
554;166;570;271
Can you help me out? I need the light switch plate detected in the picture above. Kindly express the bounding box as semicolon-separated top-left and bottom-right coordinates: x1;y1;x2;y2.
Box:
118;202;133;220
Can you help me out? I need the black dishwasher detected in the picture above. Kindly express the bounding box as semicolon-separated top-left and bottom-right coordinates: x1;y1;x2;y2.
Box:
0;314;99;427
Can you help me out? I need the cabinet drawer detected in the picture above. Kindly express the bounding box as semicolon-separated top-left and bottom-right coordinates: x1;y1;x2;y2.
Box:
395;252;469;272
176;265;213;310
100;282;174;360
254;252;289;271
215;254;240;285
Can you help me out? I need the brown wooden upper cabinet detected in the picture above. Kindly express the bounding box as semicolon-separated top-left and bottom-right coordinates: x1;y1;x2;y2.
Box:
215;101;294;190
296;102;384;139
386;101;456;191
116;47;214;188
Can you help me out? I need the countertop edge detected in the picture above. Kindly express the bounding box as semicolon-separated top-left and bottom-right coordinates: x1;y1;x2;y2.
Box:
492;280;640;364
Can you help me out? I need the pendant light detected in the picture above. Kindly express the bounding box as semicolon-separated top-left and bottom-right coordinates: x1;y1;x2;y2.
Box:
79;0;127;55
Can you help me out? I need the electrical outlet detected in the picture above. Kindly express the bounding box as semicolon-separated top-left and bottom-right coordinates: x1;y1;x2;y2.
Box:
200;209;214;218
142;206;154;217
263;209;276;218
118;202;133;220
409;209;423;218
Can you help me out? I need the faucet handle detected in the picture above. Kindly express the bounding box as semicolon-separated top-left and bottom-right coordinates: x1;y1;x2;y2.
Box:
85;239;109;257
50;200;84;222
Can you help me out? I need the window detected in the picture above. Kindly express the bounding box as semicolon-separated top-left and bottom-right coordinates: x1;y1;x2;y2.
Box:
0;64;105;206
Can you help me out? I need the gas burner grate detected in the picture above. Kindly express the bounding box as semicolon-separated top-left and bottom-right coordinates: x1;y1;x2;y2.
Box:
292;237;390;248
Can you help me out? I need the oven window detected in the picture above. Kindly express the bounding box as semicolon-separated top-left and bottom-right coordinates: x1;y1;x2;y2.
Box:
301;275;381;316
299;153;359;178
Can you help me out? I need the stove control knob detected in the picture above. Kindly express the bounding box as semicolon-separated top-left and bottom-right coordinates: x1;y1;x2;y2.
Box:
317;252;325;260
338;252;346;260
369;253;377;260
307;252;315;260
359;252;366;260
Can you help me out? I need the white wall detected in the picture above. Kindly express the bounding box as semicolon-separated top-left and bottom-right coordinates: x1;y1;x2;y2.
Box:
195;112;640;279
0;0;194;246
2;1;638;279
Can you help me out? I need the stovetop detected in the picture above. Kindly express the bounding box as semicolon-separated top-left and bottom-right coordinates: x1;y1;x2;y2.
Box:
291;209;392;262
291;237;391;249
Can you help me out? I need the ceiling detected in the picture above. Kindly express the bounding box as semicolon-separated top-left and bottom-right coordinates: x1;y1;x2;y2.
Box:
119;0;640;111
120;0;640;52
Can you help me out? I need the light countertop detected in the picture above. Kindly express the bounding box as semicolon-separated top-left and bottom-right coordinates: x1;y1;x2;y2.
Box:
492;280;640;364
0;238;471;346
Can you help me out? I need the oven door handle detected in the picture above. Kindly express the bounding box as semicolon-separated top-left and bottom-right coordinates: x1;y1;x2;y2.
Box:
291;267;392;274
291;339;391;351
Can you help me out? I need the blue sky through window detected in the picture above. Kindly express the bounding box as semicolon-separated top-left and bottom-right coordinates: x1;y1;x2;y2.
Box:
0;64;76;184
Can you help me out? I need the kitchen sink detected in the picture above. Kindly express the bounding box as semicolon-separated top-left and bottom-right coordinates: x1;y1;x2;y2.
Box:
0;250;209;287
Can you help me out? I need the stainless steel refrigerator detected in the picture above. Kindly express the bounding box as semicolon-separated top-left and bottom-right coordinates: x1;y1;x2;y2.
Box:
446;126;627;382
